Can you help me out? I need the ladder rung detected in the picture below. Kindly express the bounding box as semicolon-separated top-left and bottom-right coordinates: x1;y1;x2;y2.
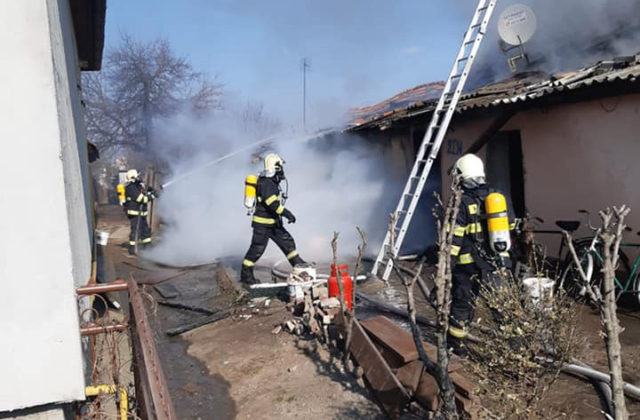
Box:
375;0;496;281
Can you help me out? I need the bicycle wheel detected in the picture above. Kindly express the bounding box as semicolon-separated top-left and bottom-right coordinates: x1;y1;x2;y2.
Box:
630;269;640;308
559;245;594;299
562;238;632;305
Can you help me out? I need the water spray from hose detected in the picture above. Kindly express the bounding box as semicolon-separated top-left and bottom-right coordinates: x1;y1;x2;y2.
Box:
160;129;334;189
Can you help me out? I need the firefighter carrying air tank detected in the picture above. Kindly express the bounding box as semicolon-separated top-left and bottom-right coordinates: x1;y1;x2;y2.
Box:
241;153;306;285
122;169;157;256
448;153;516;357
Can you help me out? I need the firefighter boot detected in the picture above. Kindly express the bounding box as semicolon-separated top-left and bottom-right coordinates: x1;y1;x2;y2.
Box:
128;244;136;256
240;265;260;285
447;334;468;358
290;255;306;267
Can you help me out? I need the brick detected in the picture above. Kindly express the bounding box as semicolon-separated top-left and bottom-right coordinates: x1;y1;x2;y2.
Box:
319;297;340;309
312;286;329;300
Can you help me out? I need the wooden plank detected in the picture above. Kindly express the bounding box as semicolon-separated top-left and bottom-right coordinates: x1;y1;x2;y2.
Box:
350;318;410;419
450;371;473;399
415;371;440;412
455;392;479;419
361;316;462;372
361;316;419;364
395;360;424;394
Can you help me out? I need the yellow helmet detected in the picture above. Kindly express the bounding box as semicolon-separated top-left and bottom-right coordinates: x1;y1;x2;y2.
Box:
263;153;284;177
126;169;139;182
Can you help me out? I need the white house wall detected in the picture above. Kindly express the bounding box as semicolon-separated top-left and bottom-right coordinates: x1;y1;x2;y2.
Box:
0;0;90;412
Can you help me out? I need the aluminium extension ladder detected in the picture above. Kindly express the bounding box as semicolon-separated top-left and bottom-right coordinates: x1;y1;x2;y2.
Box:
372;0;498;280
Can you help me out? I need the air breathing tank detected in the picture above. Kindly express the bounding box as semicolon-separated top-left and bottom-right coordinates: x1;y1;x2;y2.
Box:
485;192;511;253
116;183;126;206
244;174;258;213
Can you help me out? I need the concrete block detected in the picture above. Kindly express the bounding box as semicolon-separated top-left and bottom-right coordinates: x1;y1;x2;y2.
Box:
319;297;340;309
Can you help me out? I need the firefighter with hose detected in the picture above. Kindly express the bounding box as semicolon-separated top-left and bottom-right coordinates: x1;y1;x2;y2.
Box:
123;169;157;256
448;153;517;357
241;153;306;285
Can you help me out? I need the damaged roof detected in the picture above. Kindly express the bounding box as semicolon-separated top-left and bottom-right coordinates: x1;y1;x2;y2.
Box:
348;53;640;132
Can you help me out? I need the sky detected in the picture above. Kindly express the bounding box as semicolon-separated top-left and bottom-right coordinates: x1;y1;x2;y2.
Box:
104;1;640;131
103;1;640;264
103;1;472;130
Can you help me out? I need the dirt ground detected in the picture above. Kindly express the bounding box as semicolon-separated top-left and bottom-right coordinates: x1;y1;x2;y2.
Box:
96;204;640;419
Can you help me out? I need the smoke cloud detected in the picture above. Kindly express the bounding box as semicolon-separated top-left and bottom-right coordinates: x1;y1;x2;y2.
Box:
458;0;640;87
144;111;393;267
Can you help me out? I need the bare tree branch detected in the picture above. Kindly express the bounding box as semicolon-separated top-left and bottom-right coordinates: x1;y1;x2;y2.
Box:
562;206;630;419
598;206;629;420
343;227;367;365
83;34;223;158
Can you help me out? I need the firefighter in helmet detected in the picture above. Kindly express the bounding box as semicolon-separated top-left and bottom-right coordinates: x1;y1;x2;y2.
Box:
448;153;515;356
123;169;156;255
241;153;306;284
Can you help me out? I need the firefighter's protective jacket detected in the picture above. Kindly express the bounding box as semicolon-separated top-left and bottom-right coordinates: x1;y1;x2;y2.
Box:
450;184;515;270
252;175;292;227
124;181;153;217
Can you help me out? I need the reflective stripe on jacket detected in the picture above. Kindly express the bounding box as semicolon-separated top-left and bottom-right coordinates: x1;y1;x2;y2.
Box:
252;176;287;227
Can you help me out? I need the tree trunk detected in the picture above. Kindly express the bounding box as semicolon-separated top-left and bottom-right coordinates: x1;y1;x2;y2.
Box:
599;207;629;420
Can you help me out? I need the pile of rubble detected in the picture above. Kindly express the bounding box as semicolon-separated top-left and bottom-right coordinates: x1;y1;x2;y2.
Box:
277;284;344;344
272;279;479;419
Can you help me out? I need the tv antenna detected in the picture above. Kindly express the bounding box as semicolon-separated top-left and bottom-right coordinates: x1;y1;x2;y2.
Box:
497;4;537;72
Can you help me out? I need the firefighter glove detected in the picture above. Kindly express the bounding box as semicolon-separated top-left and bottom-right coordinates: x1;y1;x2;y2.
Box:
282;209;296;224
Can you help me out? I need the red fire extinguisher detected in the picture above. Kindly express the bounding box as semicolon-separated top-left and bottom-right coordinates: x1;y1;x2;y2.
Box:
328;264;353;310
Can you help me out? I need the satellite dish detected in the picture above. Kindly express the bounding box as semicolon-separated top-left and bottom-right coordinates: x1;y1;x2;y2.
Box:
498;4;537;46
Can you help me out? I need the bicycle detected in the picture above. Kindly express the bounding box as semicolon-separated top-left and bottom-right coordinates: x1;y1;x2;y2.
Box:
512;214;582;281
558;209;640;308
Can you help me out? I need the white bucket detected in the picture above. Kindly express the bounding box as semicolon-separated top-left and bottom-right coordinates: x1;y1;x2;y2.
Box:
522;277;555;308
95;231;110;246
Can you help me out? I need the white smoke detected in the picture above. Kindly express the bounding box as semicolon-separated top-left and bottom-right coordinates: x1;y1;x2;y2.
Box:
144;112;392;267
455;0;640;87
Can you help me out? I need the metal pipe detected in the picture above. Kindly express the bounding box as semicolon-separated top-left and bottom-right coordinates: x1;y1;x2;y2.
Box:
128;279;178;419
77;279;128;295
271;259;367;282
85;384;128;420
81;323;128;336
554;360;640;401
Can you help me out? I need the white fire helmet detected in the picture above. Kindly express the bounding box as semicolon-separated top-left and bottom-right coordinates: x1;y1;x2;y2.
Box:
453;154;485;186
126;169;139;182
263;153;284;177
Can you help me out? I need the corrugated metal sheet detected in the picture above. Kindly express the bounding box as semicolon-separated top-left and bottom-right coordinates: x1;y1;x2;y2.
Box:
348;53;640;131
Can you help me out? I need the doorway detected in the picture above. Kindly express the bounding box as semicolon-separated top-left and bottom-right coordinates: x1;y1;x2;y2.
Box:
486;131;525;217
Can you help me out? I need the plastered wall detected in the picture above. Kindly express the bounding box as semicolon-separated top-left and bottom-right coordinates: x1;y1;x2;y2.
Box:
440;93;640;254
0;0;90;412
